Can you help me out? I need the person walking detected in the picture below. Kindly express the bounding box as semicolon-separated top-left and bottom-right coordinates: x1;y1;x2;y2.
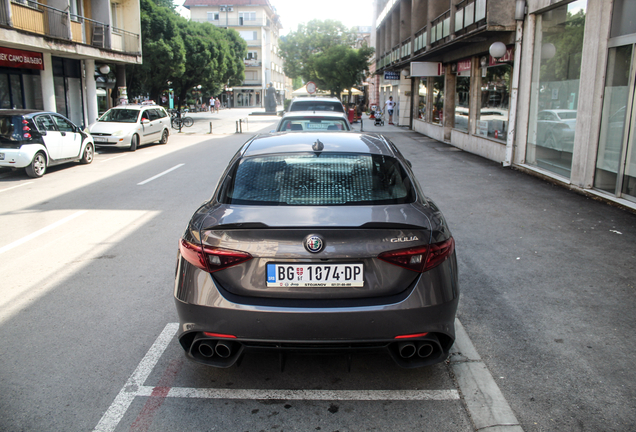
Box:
209;97;214;113
215;97;221;113
384;96;396;125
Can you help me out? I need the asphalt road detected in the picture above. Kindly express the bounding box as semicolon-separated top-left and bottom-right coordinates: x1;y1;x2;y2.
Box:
0;111;634;431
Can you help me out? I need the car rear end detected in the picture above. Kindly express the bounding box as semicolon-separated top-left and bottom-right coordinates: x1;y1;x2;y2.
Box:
0;111;45;169
174;133;459;368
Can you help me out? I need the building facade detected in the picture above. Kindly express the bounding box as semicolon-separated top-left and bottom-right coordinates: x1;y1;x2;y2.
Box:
0;0;142;127
185;0;285;108
374;0;636;211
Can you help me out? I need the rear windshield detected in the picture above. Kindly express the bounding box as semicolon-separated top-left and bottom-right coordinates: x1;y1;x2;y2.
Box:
0;116;25;141
219;153;415;206
99;109;140;123
289;101;344;113
278;118;349;131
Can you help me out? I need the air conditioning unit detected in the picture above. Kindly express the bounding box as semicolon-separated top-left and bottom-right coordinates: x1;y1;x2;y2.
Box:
219;6;225;11
228;7;233;11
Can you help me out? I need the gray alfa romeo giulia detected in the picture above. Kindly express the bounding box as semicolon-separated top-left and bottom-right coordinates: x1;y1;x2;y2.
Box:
174;132;459;369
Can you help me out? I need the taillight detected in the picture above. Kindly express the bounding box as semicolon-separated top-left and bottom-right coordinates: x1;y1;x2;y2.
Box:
179;239;252;273
378;238;455;273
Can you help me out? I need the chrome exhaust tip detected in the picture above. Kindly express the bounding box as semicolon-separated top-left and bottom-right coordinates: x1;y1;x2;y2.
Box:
198;341;216;358
398;342;417;358
417;342;434;358
215;340;234;358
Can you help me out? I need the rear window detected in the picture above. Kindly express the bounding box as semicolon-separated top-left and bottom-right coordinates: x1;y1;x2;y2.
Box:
219;153;415;206
278;118;349;131
99;109;140;123
289;101;344;113
0;116;25;141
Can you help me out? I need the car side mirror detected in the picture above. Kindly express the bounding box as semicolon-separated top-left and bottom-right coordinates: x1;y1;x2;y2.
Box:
141;118;149;124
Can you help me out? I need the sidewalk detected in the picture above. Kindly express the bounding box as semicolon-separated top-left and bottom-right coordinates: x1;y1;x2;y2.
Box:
381;129;636;432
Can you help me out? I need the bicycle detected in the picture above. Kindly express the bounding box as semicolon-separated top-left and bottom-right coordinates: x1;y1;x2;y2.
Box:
170;111;194;129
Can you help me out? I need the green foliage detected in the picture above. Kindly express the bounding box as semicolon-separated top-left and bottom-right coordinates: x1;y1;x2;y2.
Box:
127;0;246;103
540;10;586;82
279;19;374;97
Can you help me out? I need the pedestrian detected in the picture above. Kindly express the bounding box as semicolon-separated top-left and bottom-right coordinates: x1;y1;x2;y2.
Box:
209;97;214;113
215;97;220;113
384;96;396;125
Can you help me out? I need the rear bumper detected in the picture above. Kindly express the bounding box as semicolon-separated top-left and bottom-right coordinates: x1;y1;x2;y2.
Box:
174;254;459;368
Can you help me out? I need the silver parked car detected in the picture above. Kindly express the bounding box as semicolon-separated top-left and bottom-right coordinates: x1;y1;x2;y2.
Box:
174;132;459;368
275;111;351;132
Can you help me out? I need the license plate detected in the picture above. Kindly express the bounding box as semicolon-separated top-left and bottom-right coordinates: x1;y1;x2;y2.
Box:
0;153;4;160
93;137;107;142
267;263;364;287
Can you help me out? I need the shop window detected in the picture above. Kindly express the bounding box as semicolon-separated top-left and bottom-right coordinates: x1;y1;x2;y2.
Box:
417;78;427;121
455;74;470;132
477;64;511;141
431;75;444;125
525;1;587;179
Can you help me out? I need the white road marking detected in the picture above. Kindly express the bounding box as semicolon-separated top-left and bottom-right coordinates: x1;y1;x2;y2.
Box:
100;154;127;163
0;210;87;255
93;323;179;432
0;182;33;193
137;164;184;185
136;387;459;401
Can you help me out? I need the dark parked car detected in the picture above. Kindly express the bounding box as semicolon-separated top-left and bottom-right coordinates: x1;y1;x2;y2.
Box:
0;110;94;178
174;132;459;368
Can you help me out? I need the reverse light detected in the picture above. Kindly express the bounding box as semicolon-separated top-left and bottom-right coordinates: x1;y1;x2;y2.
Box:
179;239;252;273
378;237;455;272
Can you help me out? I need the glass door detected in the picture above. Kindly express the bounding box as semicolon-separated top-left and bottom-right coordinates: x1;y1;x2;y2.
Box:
595;44;636;201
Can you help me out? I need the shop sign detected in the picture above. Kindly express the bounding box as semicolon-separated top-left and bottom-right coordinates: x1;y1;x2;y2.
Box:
0;47;44;70
384;71;400;80
457;59;471;72
410;62;443;77
489;46;514;66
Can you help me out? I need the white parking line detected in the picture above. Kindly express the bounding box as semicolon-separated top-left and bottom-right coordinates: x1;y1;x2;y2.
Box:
93;323;179;432
93;322;461;432
137;164;184;185
0;182;33;193
0;210;87;255
136;386;459;401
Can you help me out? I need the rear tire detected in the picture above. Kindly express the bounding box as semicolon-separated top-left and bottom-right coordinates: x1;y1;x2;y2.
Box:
25;152;46;178
160;129;169;144
183;117;194;127
80;143;94;164
129;134;139;152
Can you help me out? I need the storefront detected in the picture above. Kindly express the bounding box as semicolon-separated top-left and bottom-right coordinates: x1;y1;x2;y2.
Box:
0;47;44;110
0;47;86;127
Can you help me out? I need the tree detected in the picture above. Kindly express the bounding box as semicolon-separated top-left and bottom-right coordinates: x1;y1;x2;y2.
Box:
126;0;186;102
127;0;246;105
279;19;374;97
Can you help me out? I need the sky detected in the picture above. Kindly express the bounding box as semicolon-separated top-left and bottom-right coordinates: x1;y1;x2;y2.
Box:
174;0;374;35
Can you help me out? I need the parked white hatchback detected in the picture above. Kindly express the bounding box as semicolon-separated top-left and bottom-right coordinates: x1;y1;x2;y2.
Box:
89;104;170;151
0;109;94;178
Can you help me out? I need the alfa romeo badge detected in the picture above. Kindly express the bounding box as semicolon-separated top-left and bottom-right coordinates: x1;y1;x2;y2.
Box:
304;235;324;253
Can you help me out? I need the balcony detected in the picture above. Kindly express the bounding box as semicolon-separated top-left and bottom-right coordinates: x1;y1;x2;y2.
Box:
2;0;140;55
455;0;488;36
430;9;451;47
244;60;262;67
192;17;269;27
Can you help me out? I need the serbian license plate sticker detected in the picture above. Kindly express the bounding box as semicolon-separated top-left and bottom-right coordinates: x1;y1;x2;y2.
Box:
267;263;364;287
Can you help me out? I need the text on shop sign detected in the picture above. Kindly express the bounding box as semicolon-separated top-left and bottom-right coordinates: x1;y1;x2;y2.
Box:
0;47;44;70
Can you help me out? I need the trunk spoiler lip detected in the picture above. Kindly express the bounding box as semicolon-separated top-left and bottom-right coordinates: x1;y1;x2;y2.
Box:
202;222;429;231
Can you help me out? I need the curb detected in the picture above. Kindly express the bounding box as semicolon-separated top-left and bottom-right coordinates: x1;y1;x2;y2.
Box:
451;319;524;432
